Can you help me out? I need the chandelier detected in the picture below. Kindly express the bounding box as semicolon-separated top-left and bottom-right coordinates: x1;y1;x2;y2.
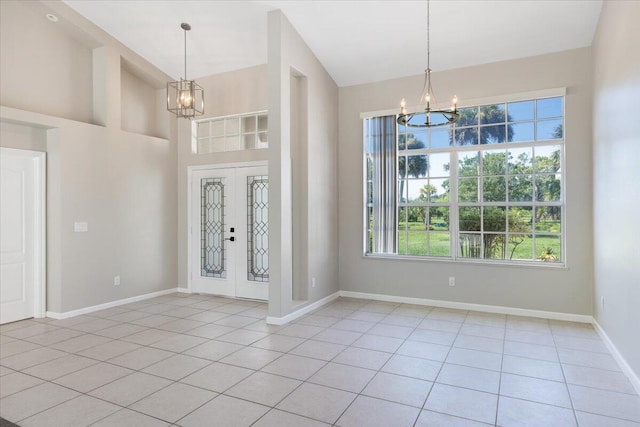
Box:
167;23;204;119
397;0;459;128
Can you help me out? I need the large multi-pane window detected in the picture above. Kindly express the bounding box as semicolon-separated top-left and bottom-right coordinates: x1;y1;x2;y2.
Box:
365;94;564;264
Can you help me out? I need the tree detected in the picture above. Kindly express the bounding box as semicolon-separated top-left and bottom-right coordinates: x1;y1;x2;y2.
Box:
398;133;428;201
453;105;514;146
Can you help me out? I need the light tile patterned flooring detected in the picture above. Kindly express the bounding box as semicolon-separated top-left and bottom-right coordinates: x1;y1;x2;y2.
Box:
1;293;639;426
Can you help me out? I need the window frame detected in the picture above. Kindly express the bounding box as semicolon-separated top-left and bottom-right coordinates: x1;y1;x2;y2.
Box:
192;110;268;154
362;88;567;268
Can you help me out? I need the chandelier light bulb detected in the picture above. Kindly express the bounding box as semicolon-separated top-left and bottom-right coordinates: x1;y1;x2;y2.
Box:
180;90;193;108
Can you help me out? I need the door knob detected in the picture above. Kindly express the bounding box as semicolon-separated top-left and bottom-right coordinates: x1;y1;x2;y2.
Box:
224;236;235;242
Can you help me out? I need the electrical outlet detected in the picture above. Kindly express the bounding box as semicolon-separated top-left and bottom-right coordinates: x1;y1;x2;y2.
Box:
312;277;316;288
114;275;121;286
448;276;455;287
601;296;605;309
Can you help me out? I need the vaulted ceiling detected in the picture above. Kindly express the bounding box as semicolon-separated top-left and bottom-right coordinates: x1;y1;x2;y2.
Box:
64;0;603;87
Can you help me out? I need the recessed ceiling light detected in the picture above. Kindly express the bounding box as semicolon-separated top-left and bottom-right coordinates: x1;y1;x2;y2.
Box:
46;13;58;22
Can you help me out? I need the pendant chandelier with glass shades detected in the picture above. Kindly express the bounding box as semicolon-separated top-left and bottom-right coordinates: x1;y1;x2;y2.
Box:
397;0;459;128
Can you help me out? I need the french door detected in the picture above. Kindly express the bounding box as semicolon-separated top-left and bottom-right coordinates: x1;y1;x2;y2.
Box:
190;165;269;300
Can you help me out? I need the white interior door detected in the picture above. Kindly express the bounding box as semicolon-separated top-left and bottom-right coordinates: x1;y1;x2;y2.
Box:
190;165;269;300
1;148;44;324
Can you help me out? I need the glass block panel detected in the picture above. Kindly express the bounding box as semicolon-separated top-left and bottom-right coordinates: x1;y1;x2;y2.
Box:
247;175;269;282
257;132;268;148
211;120;225;136
211;137;225;153
201;178;225;278
225;117;240;135
258;114;268;132
507;100;534;122
244;134;256;150
459;233;481;258
480;124;506;144
197;138;211;154
508;122;534;143
242;116;256;133
197;121;209;138
537;97;563;119
225;135;241;151
480;104;506;124
537;119;563;140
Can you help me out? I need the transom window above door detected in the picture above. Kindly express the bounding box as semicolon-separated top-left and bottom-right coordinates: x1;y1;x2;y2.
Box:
194;111;268;154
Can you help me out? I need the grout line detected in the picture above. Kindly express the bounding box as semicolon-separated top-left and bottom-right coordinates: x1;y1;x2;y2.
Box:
494;314;508;426
2;293;637;427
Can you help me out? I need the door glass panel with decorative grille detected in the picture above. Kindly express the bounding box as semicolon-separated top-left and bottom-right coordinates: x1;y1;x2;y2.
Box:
191;165;268;300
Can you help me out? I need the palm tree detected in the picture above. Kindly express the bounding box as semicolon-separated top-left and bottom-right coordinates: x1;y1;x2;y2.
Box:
398;133;428;201
452;105;514;145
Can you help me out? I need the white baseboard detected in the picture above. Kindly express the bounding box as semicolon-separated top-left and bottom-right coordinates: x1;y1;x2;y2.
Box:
177;287;191;294
592;319;640;395
266;291;340;325
46;288;179;319
338;290;593;323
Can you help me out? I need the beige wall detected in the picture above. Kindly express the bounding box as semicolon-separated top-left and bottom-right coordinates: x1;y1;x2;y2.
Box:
268;11;339;318
1;1;177;313
592;1;640;376
0;121;47;152
176;65;269;288
338;48;594;315
0;1;94;124
120;65;165;139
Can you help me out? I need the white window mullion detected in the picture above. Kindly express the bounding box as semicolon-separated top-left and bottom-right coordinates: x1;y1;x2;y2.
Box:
450;150;459;260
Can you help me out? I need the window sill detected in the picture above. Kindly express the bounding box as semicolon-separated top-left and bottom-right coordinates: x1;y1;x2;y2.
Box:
363;253;568;270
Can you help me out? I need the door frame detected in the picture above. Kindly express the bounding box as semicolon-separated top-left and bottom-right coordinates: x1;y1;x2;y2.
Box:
0;147;46;319
186;160;268;296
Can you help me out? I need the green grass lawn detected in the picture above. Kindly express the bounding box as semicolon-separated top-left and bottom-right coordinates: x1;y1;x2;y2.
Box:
397;221;561;261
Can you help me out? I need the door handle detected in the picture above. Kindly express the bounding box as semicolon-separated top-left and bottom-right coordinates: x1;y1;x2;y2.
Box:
224;236;235;242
